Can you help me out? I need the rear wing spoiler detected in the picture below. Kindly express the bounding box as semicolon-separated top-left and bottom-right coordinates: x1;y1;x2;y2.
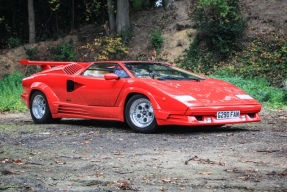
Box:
19;60;74;71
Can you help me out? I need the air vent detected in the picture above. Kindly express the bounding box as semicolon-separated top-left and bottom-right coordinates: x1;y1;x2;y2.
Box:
248;113;255;118
58;105;89;115
195;116;203;121
63;63;83;75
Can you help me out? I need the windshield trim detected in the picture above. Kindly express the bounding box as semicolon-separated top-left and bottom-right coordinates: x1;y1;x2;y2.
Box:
122;62;205;80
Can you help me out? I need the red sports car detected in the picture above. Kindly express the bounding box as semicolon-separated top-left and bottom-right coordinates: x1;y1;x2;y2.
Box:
19;60;261;133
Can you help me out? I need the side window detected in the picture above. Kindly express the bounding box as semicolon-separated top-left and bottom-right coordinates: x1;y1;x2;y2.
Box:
83;63;116;77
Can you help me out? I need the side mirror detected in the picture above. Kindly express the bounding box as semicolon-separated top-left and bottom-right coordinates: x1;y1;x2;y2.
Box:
104;73;119;80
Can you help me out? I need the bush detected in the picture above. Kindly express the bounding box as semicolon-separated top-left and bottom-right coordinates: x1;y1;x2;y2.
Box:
25;47;39;60
51;40;78;61
180;0;246;75
80;36;128;60
7;37;21;48
195;0;246;58
0;73;27;112
220;37;287;86
149;29;164;52
212;72;287;109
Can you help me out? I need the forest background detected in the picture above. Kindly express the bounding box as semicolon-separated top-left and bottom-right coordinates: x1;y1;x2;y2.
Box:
0;0;287;111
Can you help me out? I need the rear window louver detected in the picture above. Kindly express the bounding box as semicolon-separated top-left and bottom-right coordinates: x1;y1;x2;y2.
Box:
63;63;83;75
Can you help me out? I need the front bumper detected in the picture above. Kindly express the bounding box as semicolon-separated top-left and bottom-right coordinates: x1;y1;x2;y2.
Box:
21;93;29;108
155;105;261;126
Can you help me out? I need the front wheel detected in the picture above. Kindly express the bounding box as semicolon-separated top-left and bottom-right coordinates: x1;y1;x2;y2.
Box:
125;94;158;133
30;91;55;124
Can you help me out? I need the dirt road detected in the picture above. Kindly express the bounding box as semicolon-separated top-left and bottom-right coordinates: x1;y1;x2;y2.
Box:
0;110;287;191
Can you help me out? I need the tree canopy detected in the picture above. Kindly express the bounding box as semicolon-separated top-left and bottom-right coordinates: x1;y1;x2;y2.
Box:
0;0;160;49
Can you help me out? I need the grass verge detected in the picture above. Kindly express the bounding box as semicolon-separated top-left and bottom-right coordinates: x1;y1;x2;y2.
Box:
0;72;286;112
0;73;27;112
212;72;287;109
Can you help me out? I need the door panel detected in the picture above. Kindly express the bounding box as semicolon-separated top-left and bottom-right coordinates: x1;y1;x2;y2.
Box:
74;76;126;106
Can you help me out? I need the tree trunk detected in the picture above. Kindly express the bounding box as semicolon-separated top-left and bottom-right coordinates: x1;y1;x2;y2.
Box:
107;0;115;34
71;0;75;32
28;0;36;43
116;0;130;34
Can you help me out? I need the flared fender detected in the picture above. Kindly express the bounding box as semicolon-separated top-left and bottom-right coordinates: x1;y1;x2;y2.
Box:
29;82;60;113
116;87;172;122
116;87;161;110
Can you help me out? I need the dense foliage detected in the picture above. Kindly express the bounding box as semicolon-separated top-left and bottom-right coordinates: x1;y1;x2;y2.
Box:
220;36;287;86
51;40;79;61
149;29;164;52
80;36;129;60
212;72;287;109
180;0;246;75
0;73;27;112
179;0;286;88
0;0;159;49
0;0;101;48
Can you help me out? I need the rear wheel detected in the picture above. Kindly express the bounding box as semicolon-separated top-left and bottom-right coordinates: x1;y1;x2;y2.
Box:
30;91;58;124
125;94;158;133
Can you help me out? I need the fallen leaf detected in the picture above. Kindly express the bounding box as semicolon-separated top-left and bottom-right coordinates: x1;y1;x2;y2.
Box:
198;172;212;175
117;180;136;190
238;176;247;180
161;178;171;183
13;159;25;165
55;160;63;165
1;169;14;175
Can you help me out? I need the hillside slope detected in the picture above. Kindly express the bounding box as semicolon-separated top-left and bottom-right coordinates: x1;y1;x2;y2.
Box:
0;0;286;78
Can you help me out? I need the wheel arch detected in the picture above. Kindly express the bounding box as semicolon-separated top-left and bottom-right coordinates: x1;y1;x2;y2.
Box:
119;88;162;124
122;90;161;111
28;82;59;114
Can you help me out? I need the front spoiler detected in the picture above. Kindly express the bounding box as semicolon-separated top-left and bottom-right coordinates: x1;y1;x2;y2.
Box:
155;105;261;126
21;93;29;108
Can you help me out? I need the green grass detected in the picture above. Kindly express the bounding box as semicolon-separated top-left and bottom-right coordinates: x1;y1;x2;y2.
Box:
0;73;27;112
0;72;286;112
0;185;19;190
212;72;287;109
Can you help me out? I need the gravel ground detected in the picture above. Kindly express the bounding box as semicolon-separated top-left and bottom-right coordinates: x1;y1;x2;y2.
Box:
0;110;287;191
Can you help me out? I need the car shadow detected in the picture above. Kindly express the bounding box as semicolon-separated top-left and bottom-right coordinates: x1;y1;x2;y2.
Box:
158;125;258;134
59;119;258;134
59;119;131;132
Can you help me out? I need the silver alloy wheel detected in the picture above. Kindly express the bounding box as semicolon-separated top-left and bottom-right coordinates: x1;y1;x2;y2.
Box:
129;98;154;128
32;95;46;119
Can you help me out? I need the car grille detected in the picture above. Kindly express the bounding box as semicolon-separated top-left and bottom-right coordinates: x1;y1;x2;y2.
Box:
63;63;83;74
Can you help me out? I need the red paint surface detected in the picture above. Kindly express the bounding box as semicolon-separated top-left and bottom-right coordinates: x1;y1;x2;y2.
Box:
20;60;261;126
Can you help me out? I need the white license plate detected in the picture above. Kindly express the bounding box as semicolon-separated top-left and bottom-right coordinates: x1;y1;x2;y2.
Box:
217;111;240;119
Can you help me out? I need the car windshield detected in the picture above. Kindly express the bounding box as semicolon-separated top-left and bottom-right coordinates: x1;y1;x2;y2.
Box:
124;62;205;81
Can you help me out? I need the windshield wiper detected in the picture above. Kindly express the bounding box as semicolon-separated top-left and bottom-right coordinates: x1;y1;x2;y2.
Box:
157;76;202;81
184;78;202;82
157;76;181;80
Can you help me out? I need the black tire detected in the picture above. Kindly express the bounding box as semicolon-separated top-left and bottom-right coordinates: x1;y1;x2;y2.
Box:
125;94;158;133
30;91;54;124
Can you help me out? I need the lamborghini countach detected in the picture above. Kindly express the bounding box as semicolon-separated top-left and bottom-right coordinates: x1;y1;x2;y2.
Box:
19;60;261;133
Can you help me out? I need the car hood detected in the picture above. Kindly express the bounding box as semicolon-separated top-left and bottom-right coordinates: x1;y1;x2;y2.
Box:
146;78;259;106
